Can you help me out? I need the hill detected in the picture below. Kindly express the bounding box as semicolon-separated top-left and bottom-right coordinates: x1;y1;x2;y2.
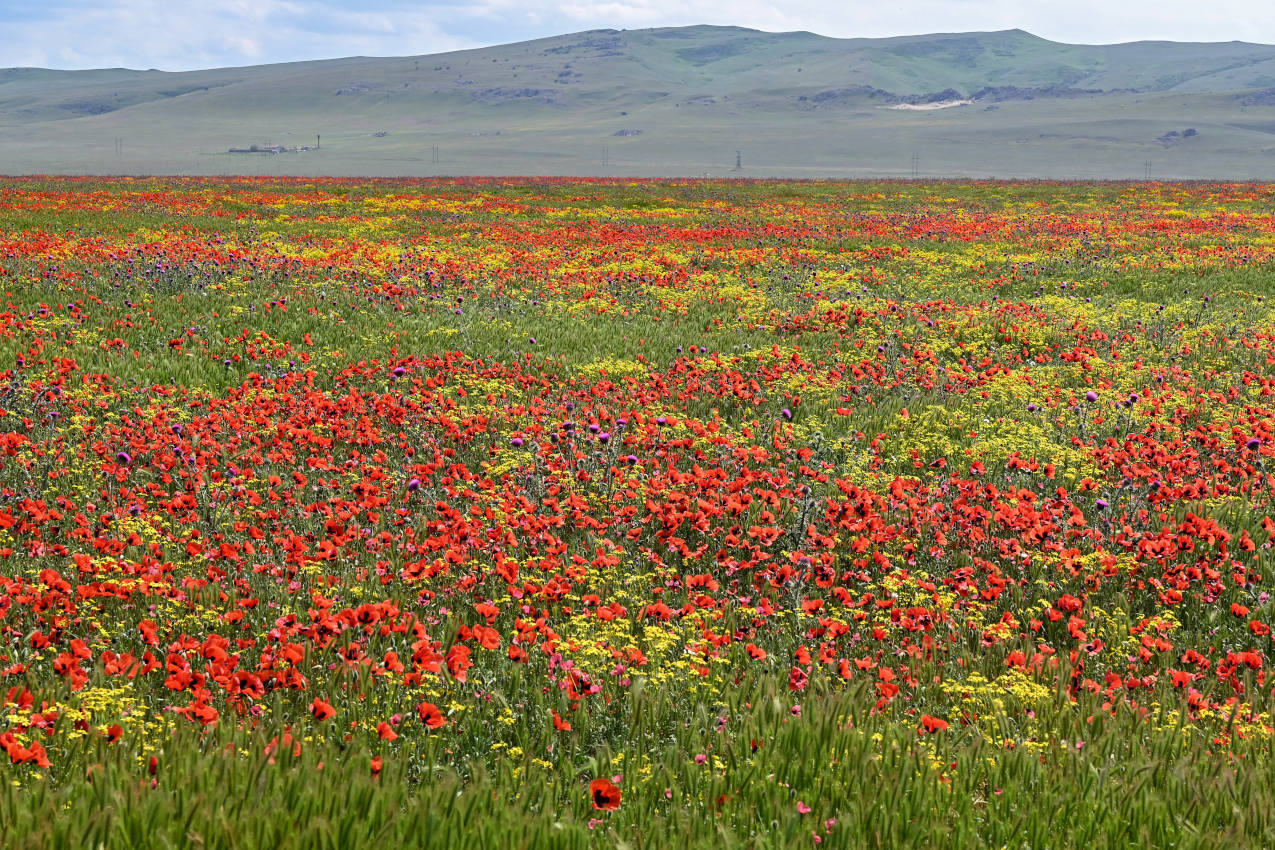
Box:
3;25;1275;178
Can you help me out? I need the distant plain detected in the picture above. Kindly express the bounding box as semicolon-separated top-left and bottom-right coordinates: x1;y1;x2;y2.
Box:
2;25;1275;178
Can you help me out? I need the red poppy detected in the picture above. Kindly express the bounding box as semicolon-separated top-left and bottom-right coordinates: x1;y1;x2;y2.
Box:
310;698;336;721
417;701;446;730
590;777;621;811
920;714;949;733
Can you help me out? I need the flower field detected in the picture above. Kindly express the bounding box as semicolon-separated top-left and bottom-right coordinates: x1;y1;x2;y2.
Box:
2;176;1275;848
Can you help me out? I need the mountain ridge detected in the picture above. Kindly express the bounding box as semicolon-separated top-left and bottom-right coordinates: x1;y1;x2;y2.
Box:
2;25;1274;178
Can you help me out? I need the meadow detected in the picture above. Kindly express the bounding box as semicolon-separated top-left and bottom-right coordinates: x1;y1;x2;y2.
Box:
0;176;1274;848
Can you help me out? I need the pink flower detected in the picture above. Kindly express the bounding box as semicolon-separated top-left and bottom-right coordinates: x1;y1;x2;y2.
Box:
797;801;812;814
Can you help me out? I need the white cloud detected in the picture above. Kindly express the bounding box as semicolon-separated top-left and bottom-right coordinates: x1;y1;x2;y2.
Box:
0;0;481;70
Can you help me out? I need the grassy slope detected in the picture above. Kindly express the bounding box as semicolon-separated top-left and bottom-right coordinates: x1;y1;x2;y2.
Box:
2;26;1275;177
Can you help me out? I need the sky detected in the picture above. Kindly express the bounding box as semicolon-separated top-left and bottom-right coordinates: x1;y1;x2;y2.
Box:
2;0;1273;71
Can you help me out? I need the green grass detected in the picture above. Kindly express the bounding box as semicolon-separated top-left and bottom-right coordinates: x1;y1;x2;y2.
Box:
7;677;1275;850
10;682;1275;849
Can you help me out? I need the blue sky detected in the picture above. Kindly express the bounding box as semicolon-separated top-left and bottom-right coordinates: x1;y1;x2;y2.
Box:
2;0;1272;71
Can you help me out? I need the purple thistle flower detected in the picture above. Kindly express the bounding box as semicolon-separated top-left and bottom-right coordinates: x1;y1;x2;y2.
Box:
1084;391;1098;403
407;478;421;492
116;451;132;465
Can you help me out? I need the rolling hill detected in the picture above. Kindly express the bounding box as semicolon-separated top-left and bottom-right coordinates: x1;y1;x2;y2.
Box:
3;25;1275;178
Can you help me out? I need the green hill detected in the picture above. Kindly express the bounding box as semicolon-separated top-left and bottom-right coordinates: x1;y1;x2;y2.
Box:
3;25;1275;178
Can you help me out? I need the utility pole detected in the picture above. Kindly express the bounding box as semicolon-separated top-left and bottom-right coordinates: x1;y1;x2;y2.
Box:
734;150;742;171
316;135;321;150
114;137;122;156
911;152;919;179
1144;160;1151;181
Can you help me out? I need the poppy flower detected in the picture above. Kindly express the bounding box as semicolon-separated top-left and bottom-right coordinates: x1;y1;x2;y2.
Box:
589;777;621;811
920;714;949;733
417;701;446;730
310;698;336;721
